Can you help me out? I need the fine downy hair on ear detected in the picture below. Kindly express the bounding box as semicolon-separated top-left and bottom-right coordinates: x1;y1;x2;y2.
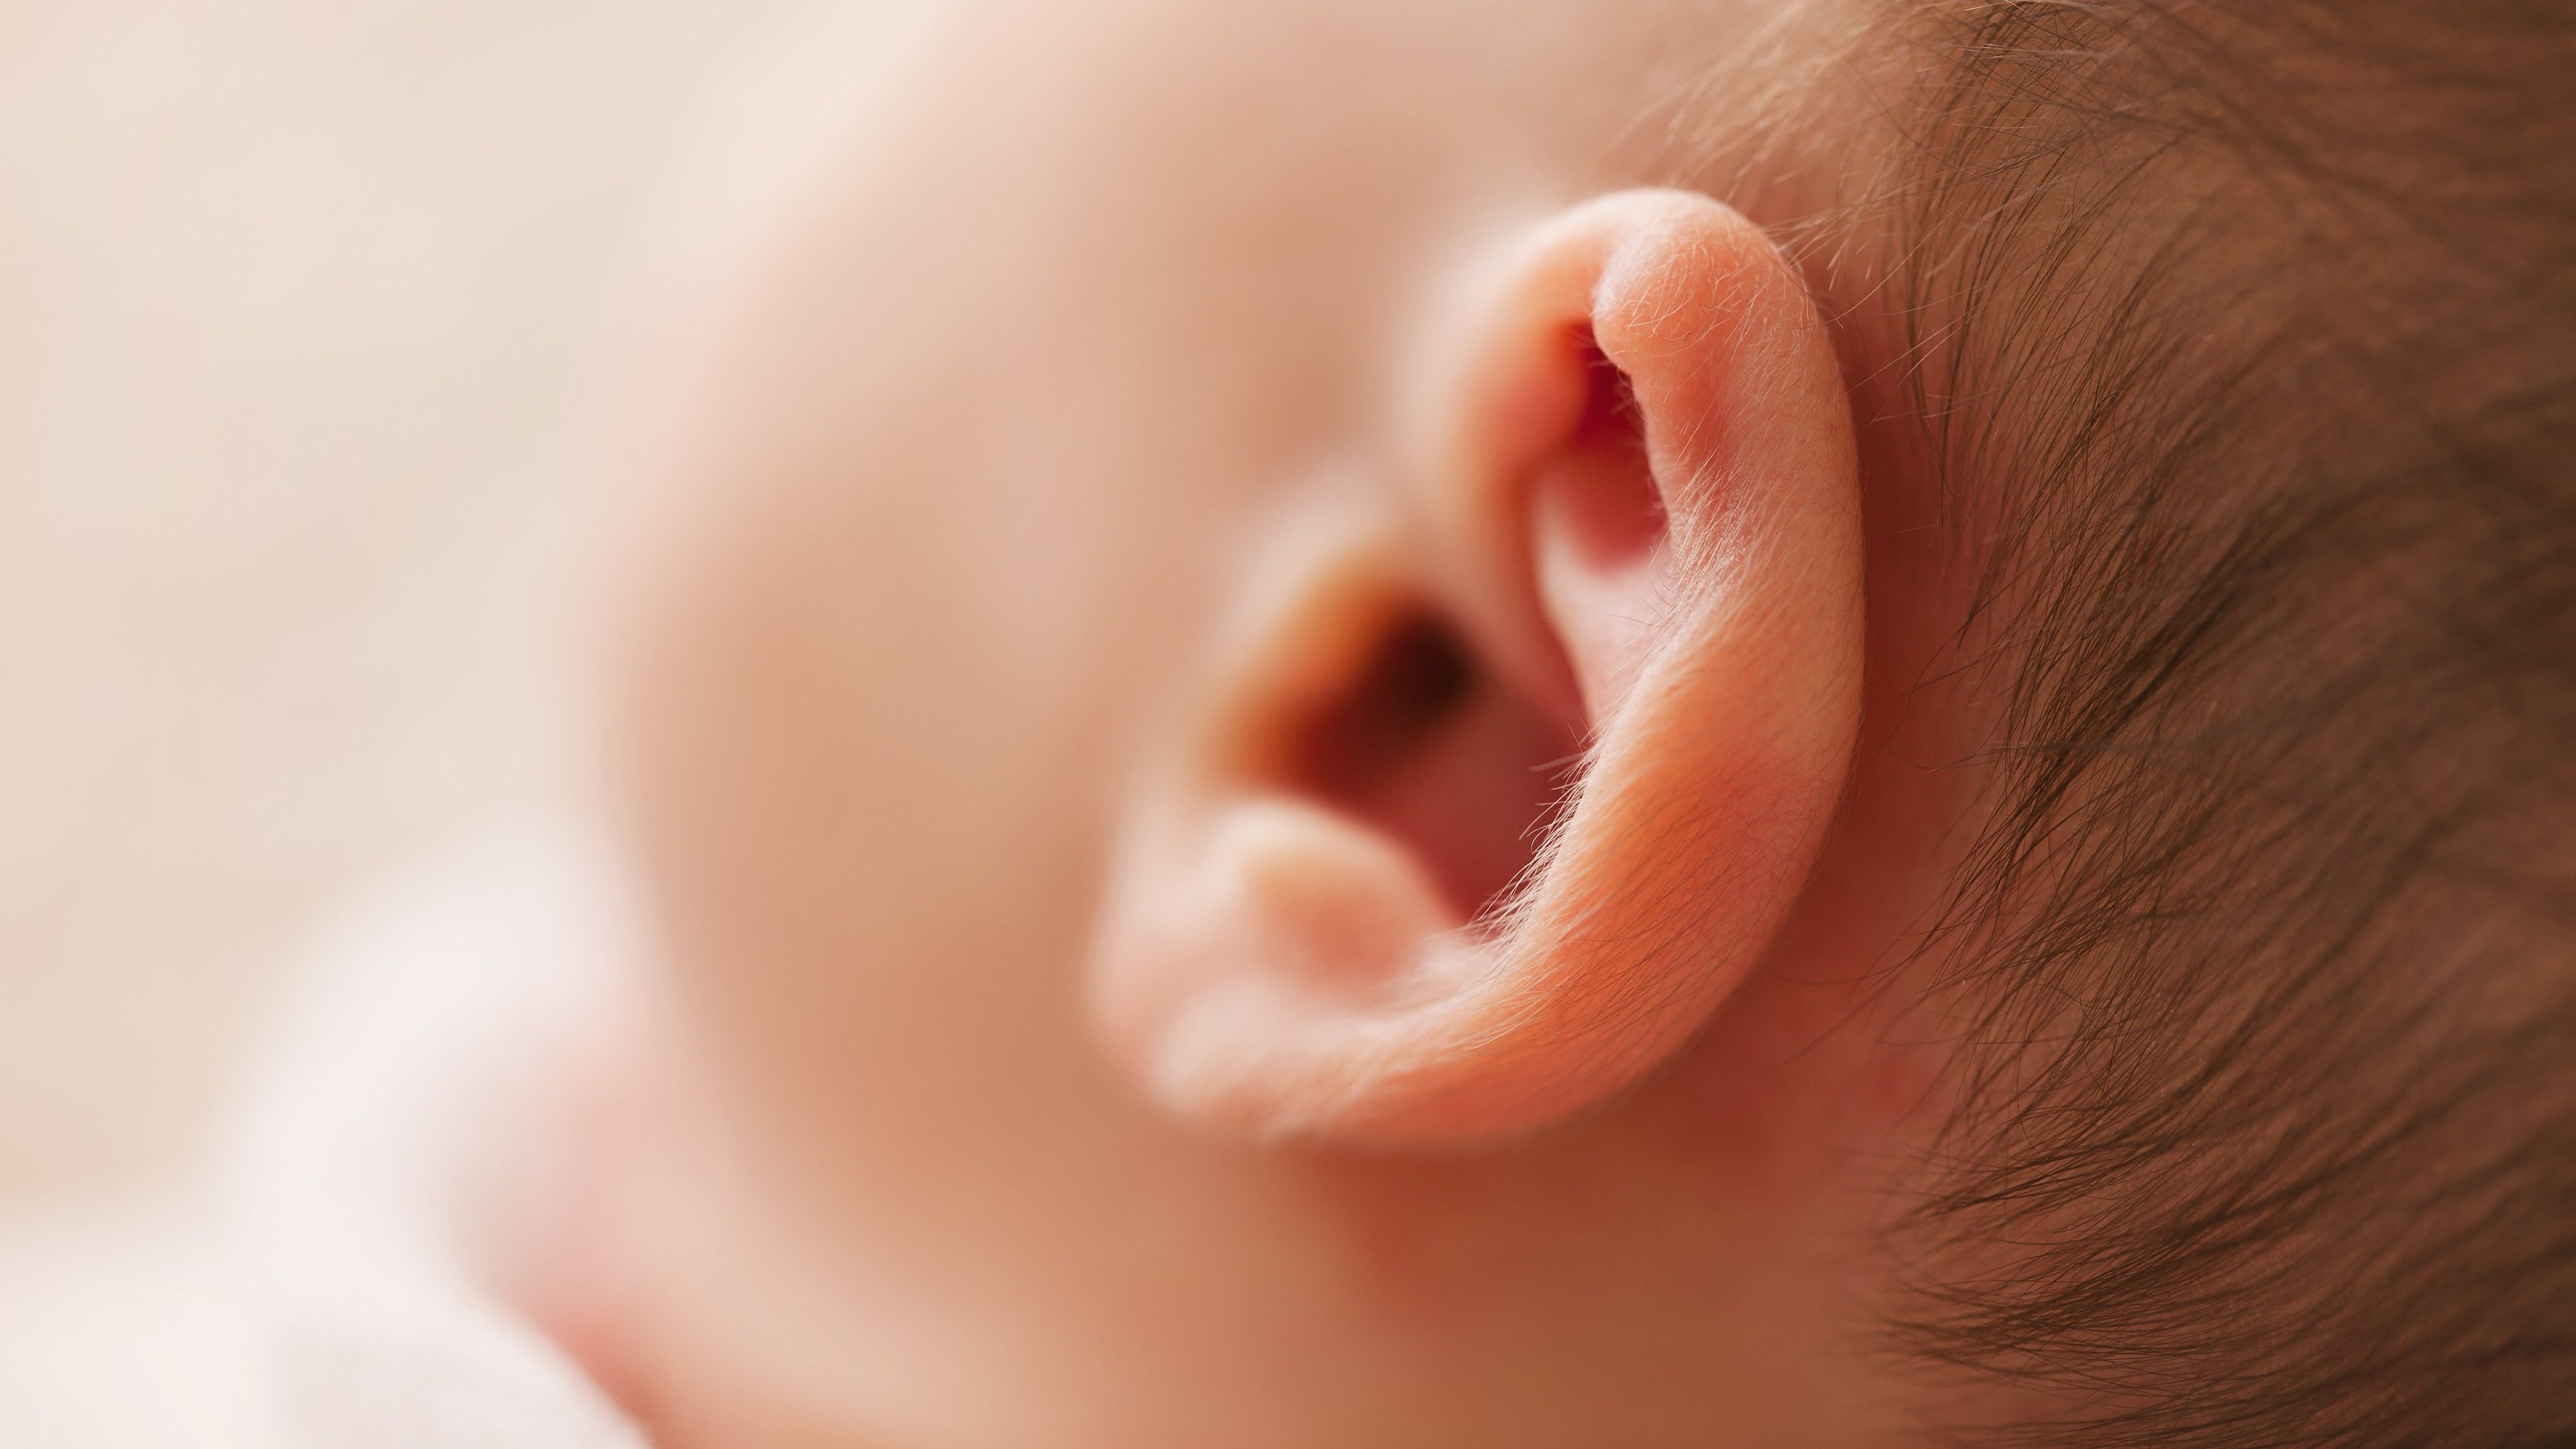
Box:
1085;190;1864;1146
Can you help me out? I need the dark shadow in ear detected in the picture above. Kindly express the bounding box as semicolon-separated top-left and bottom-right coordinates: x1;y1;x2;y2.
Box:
1557;331;1664;572
1282;608;1581;929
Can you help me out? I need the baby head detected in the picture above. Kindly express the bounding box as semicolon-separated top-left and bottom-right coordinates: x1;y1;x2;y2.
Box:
588;0;2576;1443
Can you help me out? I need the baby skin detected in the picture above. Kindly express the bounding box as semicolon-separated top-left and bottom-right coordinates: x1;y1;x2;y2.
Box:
514;0;2576;1444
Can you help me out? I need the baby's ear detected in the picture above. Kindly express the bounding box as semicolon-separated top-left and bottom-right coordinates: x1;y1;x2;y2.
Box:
1088;190;1863;1146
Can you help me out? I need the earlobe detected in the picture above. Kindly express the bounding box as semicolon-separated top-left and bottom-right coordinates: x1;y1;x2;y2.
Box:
1088;190;1864;1146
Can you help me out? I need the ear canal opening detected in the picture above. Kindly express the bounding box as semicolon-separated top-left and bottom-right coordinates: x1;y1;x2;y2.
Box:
1282;607;1582;929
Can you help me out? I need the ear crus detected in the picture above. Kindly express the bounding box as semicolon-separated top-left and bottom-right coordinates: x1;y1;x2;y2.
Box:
1088;190;1863;1146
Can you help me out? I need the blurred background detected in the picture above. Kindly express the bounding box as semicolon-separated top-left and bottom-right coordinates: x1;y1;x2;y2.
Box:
0;0;805;1205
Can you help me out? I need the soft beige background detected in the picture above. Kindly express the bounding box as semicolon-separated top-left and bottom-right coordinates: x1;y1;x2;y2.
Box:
0;0;801;1202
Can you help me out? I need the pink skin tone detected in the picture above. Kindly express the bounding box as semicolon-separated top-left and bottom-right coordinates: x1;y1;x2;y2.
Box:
537;0;1994;1444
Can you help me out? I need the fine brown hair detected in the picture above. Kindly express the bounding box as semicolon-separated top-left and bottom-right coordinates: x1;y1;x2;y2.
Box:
1717;1;2576;1442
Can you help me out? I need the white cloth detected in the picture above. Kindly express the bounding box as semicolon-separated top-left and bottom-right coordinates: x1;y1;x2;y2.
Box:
0;829;649;1449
